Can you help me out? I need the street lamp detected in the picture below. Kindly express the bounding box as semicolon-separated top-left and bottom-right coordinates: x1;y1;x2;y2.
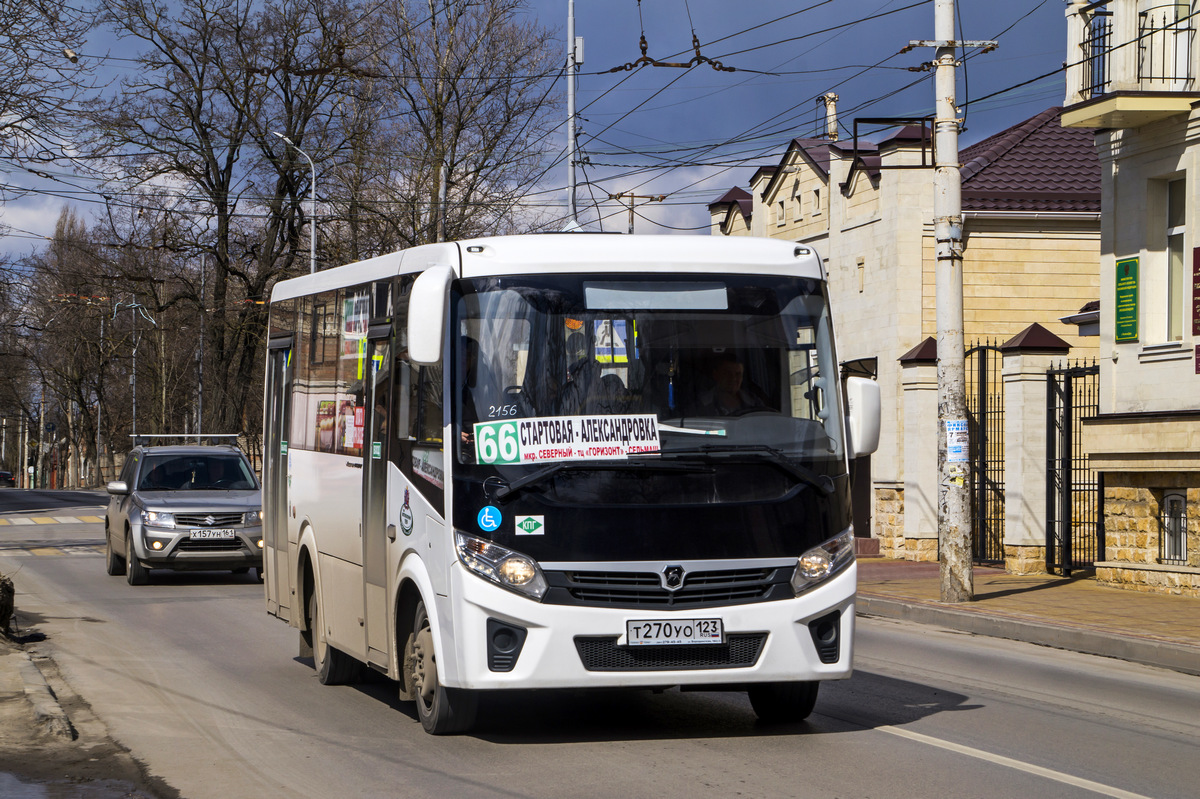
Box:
273;132;316;274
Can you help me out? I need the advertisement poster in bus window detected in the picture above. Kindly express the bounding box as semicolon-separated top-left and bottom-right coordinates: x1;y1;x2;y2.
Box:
316;400;336;451
342;291;369;355
339;400;364;452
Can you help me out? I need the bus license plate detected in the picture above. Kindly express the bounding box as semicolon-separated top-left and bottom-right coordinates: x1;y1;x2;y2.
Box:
189;529;235;540
626;619;724;646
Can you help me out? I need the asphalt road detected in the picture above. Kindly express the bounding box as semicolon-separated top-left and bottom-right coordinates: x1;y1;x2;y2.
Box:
3;490;1200;798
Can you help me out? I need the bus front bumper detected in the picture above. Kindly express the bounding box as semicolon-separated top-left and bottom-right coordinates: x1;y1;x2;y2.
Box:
439;560;856;691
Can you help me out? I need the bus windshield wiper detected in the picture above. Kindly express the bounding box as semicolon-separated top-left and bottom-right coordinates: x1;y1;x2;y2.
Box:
493;459;712;501
635;444;836;495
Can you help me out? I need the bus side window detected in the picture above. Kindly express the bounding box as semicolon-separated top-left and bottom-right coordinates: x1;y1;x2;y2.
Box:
414;365;443;447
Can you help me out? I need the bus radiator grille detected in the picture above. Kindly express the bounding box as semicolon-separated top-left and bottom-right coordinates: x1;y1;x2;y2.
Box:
573;633;767;671
545;568;790;609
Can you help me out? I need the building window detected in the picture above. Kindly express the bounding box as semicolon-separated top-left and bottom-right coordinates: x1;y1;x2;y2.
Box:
812;188;822;216
1160;491;1187;565
793;180;803;222
777;200;786;226
1166;177;1185;341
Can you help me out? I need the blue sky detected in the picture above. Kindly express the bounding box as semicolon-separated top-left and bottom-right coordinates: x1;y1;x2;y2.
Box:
553;0;1067;232
0;0;1068;252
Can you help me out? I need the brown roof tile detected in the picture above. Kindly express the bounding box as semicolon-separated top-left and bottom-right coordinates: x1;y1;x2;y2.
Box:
959;108;1099;213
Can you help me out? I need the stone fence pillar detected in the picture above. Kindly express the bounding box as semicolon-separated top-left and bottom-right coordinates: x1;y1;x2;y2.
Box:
899;338;939;561
1000;324;1071;574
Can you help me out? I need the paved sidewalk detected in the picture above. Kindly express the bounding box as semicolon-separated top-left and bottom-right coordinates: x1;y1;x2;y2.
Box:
857;557;1200;676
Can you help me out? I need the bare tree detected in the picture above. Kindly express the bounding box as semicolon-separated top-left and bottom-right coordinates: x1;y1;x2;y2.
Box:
84;0;371;438
362;0;562;245
0;1;96;165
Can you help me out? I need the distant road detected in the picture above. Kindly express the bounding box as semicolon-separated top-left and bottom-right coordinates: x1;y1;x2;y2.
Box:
0;489;107;514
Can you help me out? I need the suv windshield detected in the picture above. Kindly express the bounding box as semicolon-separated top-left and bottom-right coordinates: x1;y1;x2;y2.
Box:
137;453;258;491
453;273;845;499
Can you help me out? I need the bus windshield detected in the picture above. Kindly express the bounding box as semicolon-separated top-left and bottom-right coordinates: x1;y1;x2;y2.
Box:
453;273;846;497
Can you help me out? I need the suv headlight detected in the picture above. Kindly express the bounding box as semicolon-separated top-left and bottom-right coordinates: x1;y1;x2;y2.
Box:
141;509;176;529
244;509;263;525
791;527;855;594
455;532;548;600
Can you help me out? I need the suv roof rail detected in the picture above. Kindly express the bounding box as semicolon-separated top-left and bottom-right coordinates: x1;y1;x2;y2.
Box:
129;434;242;447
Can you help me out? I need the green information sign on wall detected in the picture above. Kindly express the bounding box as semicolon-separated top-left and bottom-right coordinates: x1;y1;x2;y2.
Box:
1115;257;1139;343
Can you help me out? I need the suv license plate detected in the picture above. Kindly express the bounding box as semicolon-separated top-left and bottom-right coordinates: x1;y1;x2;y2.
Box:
189;529;235;540
626;619;724;646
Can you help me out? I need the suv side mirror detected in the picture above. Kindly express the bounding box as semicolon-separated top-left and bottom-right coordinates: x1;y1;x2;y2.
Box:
106;480;129;495
845;376;881;458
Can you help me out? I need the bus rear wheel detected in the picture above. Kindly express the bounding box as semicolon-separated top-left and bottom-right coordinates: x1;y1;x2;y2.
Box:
309;590;360;685
407;600;477;735
748;681;819;723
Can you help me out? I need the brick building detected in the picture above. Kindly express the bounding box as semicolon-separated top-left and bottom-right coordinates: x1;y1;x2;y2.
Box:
710;107;1101;564
1063;0;1200;596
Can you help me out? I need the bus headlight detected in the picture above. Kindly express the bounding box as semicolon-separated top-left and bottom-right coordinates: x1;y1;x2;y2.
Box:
791;527;855;595
455;532;548;600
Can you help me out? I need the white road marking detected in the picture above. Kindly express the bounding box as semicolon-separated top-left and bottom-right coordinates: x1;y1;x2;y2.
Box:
881;725;1154;799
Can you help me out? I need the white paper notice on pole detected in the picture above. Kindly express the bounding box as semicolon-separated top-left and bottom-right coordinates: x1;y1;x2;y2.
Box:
474;414;661;466
946;419;969;463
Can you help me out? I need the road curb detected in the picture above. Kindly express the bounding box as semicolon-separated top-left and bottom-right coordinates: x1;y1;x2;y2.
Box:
857;594;1200;677
16;653;75;740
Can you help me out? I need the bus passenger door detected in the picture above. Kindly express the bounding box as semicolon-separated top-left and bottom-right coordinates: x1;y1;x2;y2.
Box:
363;334;392;668
264;341;293;621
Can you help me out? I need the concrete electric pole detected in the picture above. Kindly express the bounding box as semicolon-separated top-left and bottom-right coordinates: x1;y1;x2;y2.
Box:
909;1;995;602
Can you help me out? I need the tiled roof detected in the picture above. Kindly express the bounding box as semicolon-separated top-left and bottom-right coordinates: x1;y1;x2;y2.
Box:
707;186;753;219
959;107;1099;213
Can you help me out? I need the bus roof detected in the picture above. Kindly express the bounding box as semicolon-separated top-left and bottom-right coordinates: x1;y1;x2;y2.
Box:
269;235;824;303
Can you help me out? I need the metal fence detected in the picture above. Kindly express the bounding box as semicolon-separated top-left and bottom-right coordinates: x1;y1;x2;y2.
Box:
966;342;1006;565
1046;360;1101;575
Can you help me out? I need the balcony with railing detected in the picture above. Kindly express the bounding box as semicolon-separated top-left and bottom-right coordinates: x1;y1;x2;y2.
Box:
1064;1;1200;128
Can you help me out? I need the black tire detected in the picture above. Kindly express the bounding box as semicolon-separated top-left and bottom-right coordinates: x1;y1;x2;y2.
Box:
104;525;126;576
309;590;360;685
405;600;477;734
253;567;264;583
125;530;149;586
748;681;819;723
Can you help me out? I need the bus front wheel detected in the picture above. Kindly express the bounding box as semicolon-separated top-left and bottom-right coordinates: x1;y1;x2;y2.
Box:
748;681;819;723
407;600;477;735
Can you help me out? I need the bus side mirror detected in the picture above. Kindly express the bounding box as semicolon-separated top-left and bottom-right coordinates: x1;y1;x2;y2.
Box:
845;376;880;458
408;264;455;365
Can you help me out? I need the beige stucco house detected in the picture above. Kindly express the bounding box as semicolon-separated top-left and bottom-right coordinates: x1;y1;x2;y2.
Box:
1063;0;1200;596
710;107;1102;568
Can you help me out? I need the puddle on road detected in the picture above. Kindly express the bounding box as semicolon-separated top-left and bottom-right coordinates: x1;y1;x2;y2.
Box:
0;772;157;798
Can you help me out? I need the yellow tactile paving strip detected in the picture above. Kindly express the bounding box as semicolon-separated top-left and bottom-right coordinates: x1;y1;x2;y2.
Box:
0;515;103;526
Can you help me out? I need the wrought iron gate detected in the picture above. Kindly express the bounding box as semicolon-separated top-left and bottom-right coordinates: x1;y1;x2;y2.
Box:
966;343;1005;564
1046;360;1101;575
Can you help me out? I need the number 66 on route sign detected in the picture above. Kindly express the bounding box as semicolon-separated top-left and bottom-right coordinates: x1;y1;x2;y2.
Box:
475;421;521;464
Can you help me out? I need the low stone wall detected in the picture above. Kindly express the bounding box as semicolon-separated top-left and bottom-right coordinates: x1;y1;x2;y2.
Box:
1005;545;1047;575
1095;564;1200;597
875;487;905;558
1099;471;1200;595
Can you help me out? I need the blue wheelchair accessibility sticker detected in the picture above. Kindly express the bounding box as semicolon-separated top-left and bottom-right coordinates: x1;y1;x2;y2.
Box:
477;505;502;532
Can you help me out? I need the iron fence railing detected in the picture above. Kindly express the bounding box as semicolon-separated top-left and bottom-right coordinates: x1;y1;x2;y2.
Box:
1046;360;1101;576
1159;492;1188;565
967;342;1005;565
1083;5;1113;98
1139;4;1195;86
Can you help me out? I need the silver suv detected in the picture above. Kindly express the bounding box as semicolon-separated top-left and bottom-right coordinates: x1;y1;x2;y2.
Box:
104;444;263;585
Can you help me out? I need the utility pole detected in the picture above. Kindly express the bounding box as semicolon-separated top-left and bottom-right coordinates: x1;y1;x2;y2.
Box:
607;192;665;234
566;0;582;225
909;2;995;602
